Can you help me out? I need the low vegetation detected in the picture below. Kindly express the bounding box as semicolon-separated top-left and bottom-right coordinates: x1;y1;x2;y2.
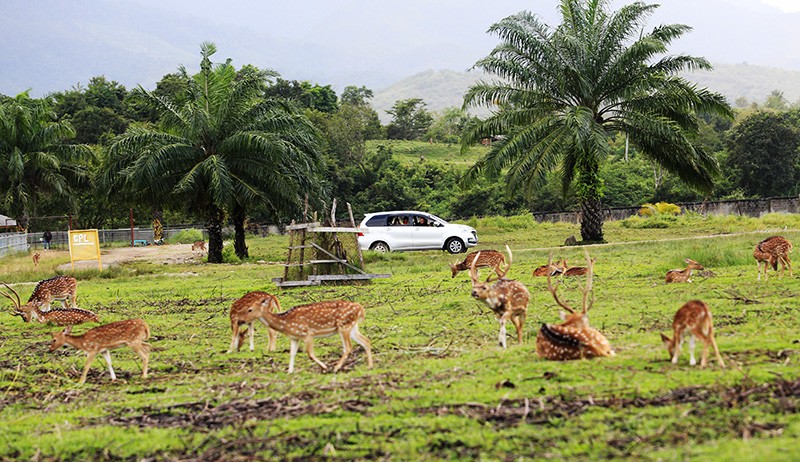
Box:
1;214;799;459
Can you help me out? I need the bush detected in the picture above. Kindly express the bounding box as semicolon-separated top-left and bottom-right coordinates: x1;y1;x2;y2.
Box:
639;202;681;217
169;229;204;244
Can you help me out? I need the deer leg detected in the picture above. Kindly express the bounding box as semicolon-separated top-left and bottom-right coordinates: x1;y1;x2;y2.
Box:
79;351;97;385
133;342;150;378
351;325;373;368
710;335;725;368
700;340;710;368
257;317;277;351
228;322;242;354
305;337;328;371
101;350;117;381
671;331;683;364
511;314;525;344
248;322;255;352
688;335;697;366
333;329;353;373
288;339;300;373
498;312;513;348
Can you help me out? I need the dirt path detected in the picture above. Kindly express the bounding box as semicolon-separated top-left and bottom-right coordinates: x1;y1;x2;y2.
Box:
57;243;204;271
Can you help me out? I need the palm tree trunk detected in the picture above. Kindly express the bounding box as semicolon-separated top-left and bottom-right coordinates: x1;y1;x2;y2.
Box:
579;198;604;243
232;203;249;260
206;207;225;263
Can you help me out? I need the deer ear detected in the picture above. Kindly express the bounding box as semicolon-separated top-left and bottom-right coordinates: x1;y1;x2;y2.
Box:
684;258;691;263
660;333;670;344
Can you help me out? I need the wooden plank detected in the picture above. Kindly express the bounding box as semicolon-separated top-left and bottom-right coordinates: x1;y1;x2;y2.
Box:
285;222;321;231
309;243;366;274
308;273;392;281
307;227;360;233
308;259;345;264
275;280;321;287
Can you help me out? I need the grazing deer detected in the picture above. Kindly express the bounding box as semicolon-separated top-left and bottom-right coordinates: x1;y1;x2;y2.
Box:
665;259;704;283
1;282;97;333
24;275;78;311
227;291;279;353
660;300;725;368
754;236;793;280
450;249;506;278
50;319;151;385
192;241;206;252
468;245;529;348
536;253;614;360
533;259;566;277
32;252;41;266
257;300;373;373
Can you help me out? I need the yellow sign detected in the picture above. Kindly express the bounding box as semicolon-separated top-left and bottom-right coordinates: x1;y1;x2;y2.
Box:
68;229;102;270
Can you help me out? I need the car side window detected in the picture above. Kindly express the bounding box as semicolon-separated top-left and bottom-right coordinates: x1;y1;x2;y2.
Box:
366;215;387;227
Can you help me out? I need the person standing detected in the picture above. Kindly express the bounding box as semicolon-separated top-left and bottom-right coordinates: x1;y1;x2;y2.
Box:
43;230;52;250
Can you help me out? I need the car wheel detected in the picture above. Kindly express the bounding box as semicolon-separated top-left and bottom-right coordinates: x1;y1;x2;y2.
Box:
445;238;465;254
370;241;390;253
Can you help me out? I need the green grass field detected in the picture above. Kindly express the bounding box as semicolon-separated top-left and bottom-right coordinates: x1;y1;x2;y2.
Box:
1;214;799;460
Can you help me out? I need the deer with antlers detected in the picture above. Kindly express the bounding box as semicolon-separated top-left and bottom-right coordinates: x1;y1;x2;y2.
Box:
660;300;725;368
255;300;373;373
754;236;793;280
450;249;506;278
537;252;614;360
227;291;279;353
1;282;98;333
50;318;151;384
665;258;704;283
468;245;529;348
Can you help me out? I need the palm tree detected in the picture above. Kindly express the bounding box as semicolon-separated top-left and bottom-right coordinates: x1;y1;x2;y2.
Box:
0;92;92;230
108;42;323;262
462;0;732;242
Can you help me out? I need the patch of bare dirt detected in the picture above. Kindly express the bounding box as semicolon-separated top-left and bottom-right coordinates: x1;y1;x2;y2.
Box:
57;243;205;271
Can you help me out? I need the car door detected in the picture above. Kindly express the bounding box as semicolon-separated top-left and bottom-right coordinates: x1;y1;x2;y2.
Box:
411;214;443;249
385;214;414;250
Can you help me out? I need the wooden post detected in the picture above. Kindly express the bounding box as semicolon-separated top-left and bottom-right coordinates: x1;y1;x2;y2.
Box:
129;208;134;246
348;202;365;271
284;220;295;282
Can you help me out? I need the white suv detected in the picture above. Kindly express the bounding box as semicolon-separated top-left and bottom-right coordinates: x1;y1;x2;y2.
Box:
357;211;478;254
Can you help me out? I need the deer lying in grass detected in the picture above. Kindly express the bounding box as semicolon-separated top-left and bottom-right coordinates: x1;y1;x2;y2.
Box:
660;300;725;368
227;291;279;353
32;252;40;266
665;259;704;283
468;245;529;348
1;282;98;333
532;259;566;277
754;236;793;280
536;252;614;360
450;250;506;278
562;259;595;277
50;319;151;384
256;300;373;373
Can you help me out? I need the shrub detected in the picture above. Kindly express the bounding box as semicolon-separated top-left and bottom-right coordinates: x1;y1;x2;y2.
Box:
639;202;681;217
169;229;204;244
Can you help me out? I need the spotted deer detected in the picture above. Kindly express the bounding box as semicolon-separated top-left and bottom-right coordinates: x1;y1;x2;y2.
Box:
20;275;78;311
50;318;151;384
536;253;614;360
660;300;725;368
754;236;793;280
192;241;206;252
1;282;97;333
533;259;566;277
665;259;704;283
257;300;373;373
227;291;279;353
450;249;506;278
468;245;529;348
32;252;41;266
563;258;595;277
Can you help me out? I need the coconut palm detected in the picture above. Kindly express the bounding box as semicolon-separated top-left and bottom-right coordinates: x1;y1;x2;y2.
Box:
462;0;732;242
108;42;323;262
0;92;92;230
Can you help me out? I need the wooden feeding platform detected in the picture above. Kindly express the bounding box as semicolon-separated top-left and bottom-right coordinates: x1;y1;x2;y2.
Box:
272;221;390;288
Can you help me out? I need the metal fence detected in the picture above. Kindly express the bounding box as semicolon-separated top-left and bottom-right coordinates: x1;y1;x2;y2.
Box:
0;233;29;258
25;225;206;251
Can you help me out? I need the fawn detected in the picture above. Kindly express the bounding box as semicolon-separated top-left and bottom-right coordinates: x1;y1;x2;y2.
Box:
665;259;704;283
257;300;373;373
536;252;614;360
1;282;97;333
192;241;206;252
754;236;792;280
468;245;529;348
562;258;594;277
660;300;725;368
50;319;151;384
450;249;506;278
227;291;279;353
32;252;41;266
